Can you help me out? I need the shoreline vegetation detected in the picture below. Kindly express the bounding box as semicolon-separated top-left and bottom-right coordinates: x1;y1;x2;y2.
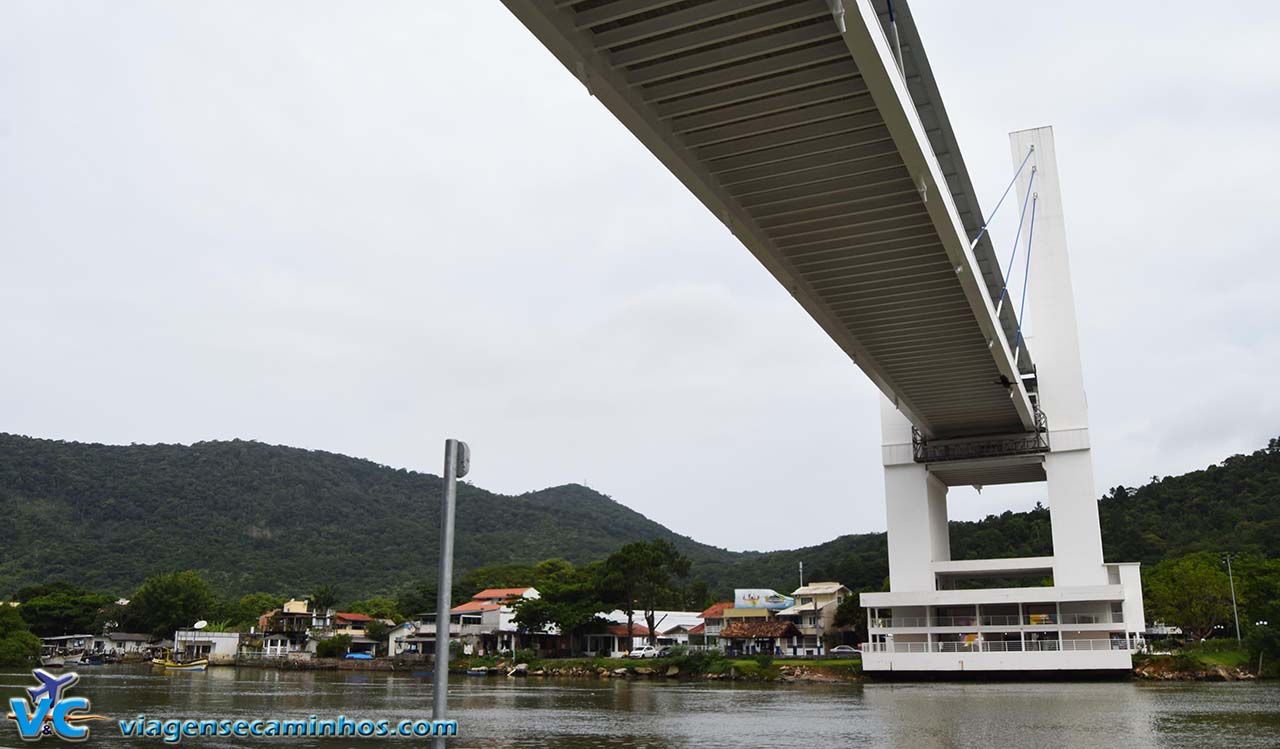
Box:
212;650;1274;683
223;653;864;683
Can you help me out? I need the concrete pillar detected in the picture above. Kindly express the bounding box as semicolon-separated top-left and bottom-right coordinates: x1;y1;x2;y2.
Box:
883;461;950;592
1010;126;1107;587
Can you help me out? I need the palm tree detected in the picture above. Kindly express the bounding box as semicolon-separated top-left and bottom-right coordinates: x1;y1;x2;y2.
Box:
310;585;338;618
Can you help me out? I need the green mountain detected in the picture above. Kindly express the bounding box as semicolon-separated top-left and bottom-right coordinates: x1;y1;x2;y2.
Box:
1;433;1277;599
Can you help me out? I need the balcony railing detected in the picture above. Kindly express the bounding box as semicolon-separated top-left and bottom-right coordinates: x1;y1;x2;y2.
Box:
870;612;1124;629
862;638;1136;654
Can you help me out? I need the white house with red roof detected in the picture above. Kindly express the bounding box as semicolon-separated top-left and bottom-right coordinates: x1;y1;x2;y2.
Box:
391;587;543;657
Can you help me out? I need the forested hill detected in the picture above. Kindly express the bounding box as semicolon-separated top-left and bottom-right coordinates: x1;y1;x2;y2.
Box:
0;434;746;596
1;433;1277;599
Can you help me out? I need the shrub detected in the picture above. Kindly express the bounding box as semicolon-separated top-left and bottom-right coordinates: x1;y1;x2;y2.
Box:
315;634;353;659
755;653;774;669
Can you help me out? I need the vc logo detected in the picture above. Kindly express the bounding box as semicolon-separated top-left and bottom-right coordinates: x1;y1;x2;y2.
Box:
5;670;107;742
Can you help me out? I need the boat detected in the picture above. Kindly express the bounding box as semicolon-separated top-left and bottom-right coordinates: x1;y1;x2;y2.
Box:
39;648;85;668
465;667;488;676
151;648;209;672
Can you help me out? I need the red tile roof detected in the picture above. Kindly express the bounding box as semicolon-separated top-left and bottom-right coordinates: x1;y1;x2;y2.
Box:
335;612;373;623
699;602;732;619
604;623;651;637
688;623;705;634
720;621;801;639
472;587;532;600
450;600;500;614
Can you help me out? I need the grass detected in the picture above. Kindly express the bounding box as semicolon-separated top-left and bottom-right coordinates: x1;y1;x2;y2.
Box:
1134;646;1252;674
1189;649;1250;669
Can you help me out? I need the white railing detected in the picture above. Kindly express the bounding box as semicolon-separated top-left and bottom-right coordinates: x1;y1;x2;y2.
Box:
861;638;1136;654
870;613;1126;629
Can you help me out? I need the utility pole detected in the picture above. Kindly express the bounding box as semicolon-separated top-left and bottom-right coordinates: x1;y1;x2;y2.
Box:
433;439;469;748
1222;552;1241;644
799;561;804;588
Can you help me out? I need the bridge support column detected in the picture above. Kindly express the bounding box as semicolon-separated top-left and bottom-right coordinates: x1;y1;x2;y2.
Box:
881;400;950;592
884;462;949;592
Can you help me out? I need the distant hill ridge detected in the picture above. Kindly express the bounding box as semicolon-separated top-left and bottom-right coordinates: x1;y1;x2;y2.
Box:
1;433;1276;597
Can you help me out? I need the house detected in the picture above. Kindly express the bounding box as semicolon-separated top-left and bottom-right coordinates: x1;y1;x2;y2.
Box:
327;612;390;655
392;587;548;658
107;632;153;654
660;624;695;646
174;629;240;664
720;620;802;656
259;598;328;657
775;582;852;655
584;623;651;657
90;632;151;657
41;635;93;655
690;602;732;651
587;610;702;656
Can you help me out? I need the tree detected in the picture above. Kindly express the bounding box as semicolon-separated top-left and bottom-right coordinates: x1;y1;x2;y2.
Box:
310;585;338;616
315;634;352;658
513;561;606;651
600;544;644;646
682;579;714;611
14;582;113;637
602;540;690;646
344;597;402;622
232;593;285;629
0;605;41;666
365;619;391;649
1145;552;1239;641
395;580;437;621
126;571;219;638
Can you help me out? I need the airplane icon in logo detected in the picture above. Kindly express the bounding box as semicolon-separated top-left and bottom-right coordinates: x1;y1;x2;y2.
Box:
27;669;79;706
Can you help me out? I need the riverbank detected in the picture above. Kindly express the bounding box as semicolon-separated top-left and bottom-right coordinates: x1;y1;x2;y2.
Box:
446;653;863;683
1133;652;1261;682
455;655;865;681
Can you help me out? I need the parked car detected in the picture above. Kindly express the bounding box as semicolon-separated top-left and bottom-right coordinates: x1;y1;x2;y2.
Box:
628;645;661;659
830;645;860;655
657;646;673;657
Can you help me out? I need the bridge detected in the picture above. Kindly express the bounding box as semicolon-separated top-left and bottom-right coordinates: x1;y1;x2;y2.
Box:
498;0;1039;446
497;0;1146;673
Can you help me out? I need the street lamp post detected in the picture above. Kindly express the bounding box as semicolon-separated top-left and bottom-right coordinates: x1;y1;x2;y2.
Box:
1221;552;1241;644
433;439;469;748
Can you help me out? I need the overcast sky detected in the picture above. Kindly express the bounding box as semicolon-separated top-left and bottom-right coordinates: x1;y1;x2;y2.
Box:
2;2;1277;552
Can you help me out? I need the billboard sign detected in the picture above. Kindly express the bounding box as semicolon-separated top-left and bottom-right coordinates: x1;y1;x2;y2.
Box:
733;589;794;610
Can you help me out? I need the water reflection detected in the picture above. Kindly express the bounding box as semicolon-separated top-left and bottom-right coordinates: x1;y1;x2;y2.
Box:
2;666;1276;748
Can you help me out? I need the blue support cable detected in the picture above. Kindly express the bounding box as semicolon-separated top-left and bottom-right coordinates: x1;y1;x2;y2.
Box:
1014;193;1039;355
971;146;1035;249
996;167;1036;314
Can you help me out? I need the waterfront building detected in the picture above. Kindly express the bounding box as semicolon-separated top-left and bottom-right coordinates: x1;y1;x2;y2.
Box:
720;621;802;656
173;629;240;664
775;582;852;655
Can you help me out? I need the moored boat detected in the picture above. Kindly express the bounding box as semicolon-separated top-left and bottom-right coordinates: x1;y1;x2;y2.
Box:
151;648;209;672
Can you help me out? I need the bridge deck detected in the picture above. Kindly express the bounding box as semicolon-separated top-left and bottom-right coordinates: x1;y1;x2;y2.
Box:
500;0;1037;438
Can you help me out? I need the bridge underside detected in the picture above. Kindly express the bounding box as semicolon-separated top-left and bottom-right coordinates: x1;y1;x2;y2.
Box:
500;0;1039;442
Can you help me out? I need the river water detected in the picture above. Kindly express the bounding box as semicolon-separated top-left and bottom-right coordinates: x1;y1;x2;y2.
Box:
3;666;1278;748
